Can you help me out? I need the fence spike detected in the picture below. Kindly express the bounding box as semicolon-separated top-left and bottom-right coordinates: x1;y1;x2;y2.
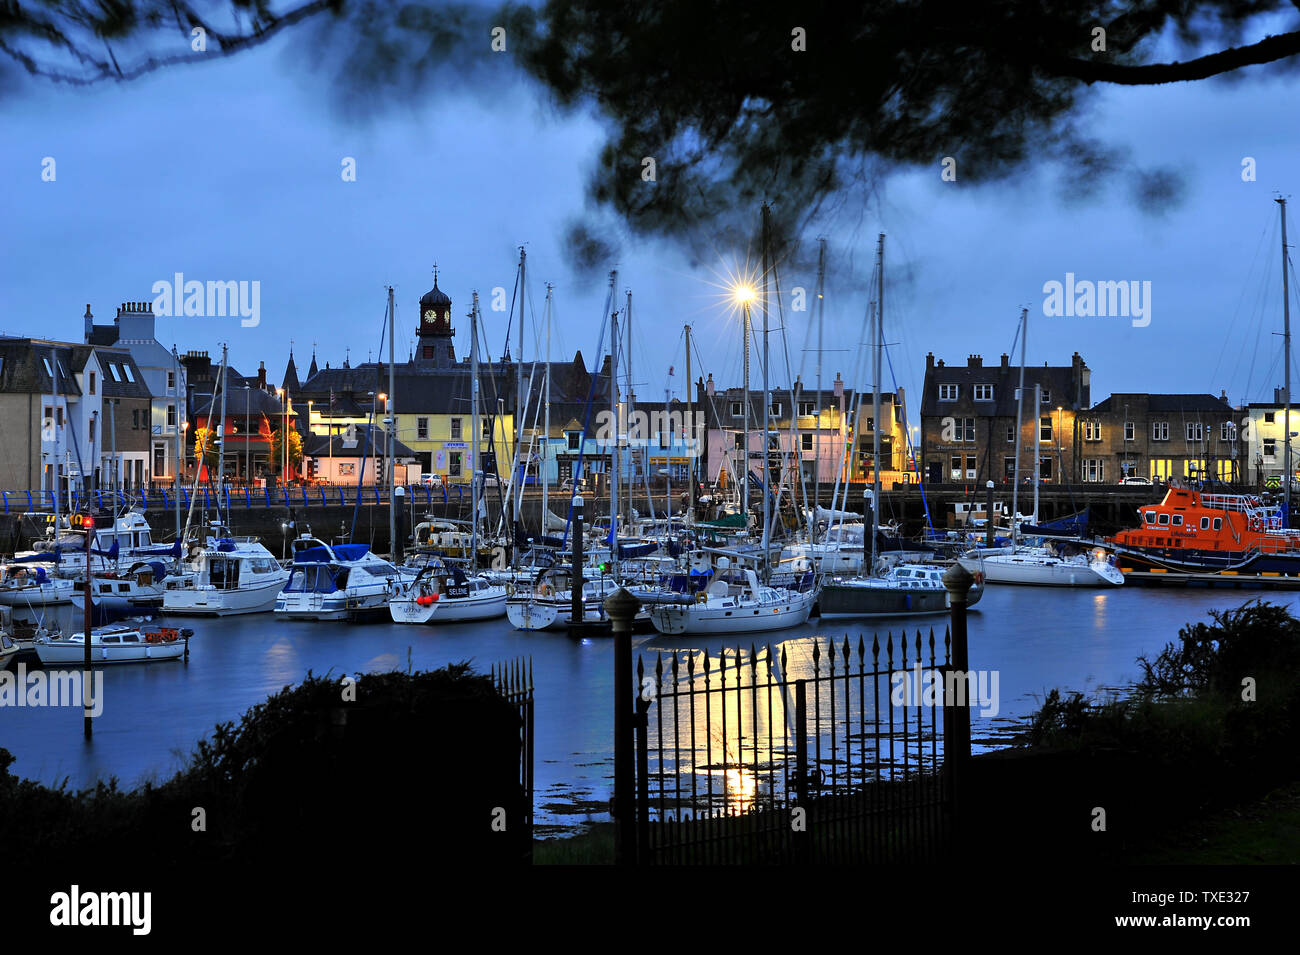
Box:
872;632;880;664
841;634;850;662
780;645;788;672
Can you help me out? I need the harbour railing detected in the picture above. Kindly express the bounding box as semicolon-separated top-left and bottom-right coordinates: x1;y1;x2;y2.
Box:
0;483;478;515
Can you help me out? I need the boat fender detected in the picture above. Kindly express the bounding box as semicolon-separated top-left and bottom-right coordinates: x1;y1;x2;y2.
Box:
506;581;515;596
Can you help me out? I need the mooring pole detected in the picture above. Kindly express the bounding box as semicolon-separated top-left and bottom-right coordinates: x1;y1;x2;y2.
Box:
984;480;995;548
83;512;94;739
571;495;584;626
605;586;642;865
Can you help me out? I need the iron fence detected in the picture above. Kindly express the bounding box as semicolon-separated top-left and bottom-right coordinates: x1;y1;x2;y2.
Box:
633;629;956;864
492;657;534;863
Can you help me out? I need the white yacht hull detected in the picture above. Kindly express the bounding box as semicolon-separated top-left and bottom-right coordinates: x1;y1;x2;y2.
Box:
957;556;1123;587
163;575;288;615
647;590;815;636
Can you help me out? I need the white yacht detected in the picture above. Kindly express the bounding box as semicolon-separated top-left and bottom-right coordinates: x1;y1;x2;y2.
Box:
69;563;169;614
645;563;816;636
34;622;192;665
163;537;289;615
274;536;410;622
505;565;628;631
957;545;1124;588
389;557;507;623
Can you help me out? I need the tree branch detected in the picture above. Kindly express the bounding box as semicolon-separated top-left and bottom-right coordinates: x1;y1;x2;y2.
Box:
1036;29;1300;85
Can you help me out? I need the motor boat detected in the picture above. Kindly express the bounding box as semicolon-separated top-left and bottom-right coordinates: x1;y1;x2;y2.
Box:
0;564;77;607
389;558;507;624
69;563;170;614
15;509;178;575
819;563;985;619
34;623;192;665
163;537;289;616
274;536;412;621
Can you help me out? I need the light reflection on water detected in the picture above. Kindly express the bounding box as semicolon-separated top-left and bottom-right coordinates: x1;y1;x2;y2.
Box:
0;586;1292;836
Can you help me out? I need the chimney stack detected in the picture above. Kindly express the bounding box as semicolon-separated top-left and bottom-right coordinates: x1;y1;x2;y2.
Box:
705;373;715;397
258;361;267;389
968;355;982;367
1000;353;1010;370
833;372;844;397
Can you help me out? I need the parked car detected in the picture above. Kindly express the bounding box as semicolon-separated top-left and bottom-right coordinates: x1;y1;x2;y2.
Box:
1119;476;1153;486
420;473;443;487
560;477;588;493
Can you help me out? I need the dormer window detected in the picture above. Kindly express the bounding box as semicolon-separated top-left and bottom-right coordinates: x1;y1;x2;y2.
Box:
973;384;993;401
938;384;958;401
730;401;744;417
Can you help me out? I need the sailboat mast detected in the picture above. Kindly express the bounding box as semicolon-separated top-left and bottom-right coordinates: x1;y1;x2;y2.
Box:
871;234;883;574
1279;198;1292;521
685;323;694;521
626;288;636;529
543;284;552;539
742;297;751;533
1033;383;1041;521
515;247;525;533
1010;307;1028;544
761;204;772;580
387;284;396;556
813;238;826;545
217;342;228;505
470;292;481;572
610;300;621;550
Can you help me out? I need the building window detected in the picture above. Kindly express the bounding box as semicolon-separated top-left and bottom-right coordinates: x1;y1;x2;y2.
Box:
938;384;958;401
734;433;744;450
1149;458;1172;480
1083;420;1101;441
798;400;816;417
1039;457;1053;480
1264;439;1277;458
1124;421;1135;441
167;370;176;391
1006;423;1014;443
132;409;140;430
1003;457;1016;480
1265;412;1276;424
56;407;63;426
42;357;53;377
949;455;963;480
1040;416;1052;442
1186;422;1203;442
801;433;813;451
450;418;462;440
567;432;580;451
448;452;463;477
89;418;96;442
1221;421;1236;441
1083;459;1105;482
973;384;993;401
108;364;121;382
423;346;434;359
770;402;782;416
122;364;135;383
730;401;744;417
89;372;96;394
1040;390;1051;405
417;417;429;440
1151;421;1169;441
167;405;176;427
866;417;876;433
1184;459;1206;480
482;418;492;440
153;443;165;477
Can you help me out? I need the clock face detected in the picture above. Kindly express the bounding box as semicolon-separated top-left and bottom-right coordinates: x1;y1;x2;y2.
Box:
424;309;436;322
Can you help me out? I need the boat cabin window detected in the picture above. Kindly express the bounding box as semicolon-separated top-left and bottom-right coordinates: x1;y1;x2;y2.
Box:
1200;517;1210;529
102;635;120;643
1157;514;1170;525
1213;518;1222;530
1172;515;1183;526
1143;512;1155;523
122;632;140;642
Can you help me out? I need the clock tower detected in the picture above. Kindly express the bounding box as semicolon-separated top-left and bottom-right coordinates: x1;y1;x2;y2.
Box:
416;266;455;368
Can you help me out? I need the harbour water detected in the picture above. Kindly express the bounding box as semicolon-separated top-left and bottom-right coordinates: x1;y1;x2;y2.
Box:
1;584;1290;836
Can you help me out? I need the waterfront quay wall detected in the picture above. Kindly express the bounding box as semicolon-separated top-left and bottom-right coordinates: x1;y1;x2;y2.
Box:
0;483;1165;555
